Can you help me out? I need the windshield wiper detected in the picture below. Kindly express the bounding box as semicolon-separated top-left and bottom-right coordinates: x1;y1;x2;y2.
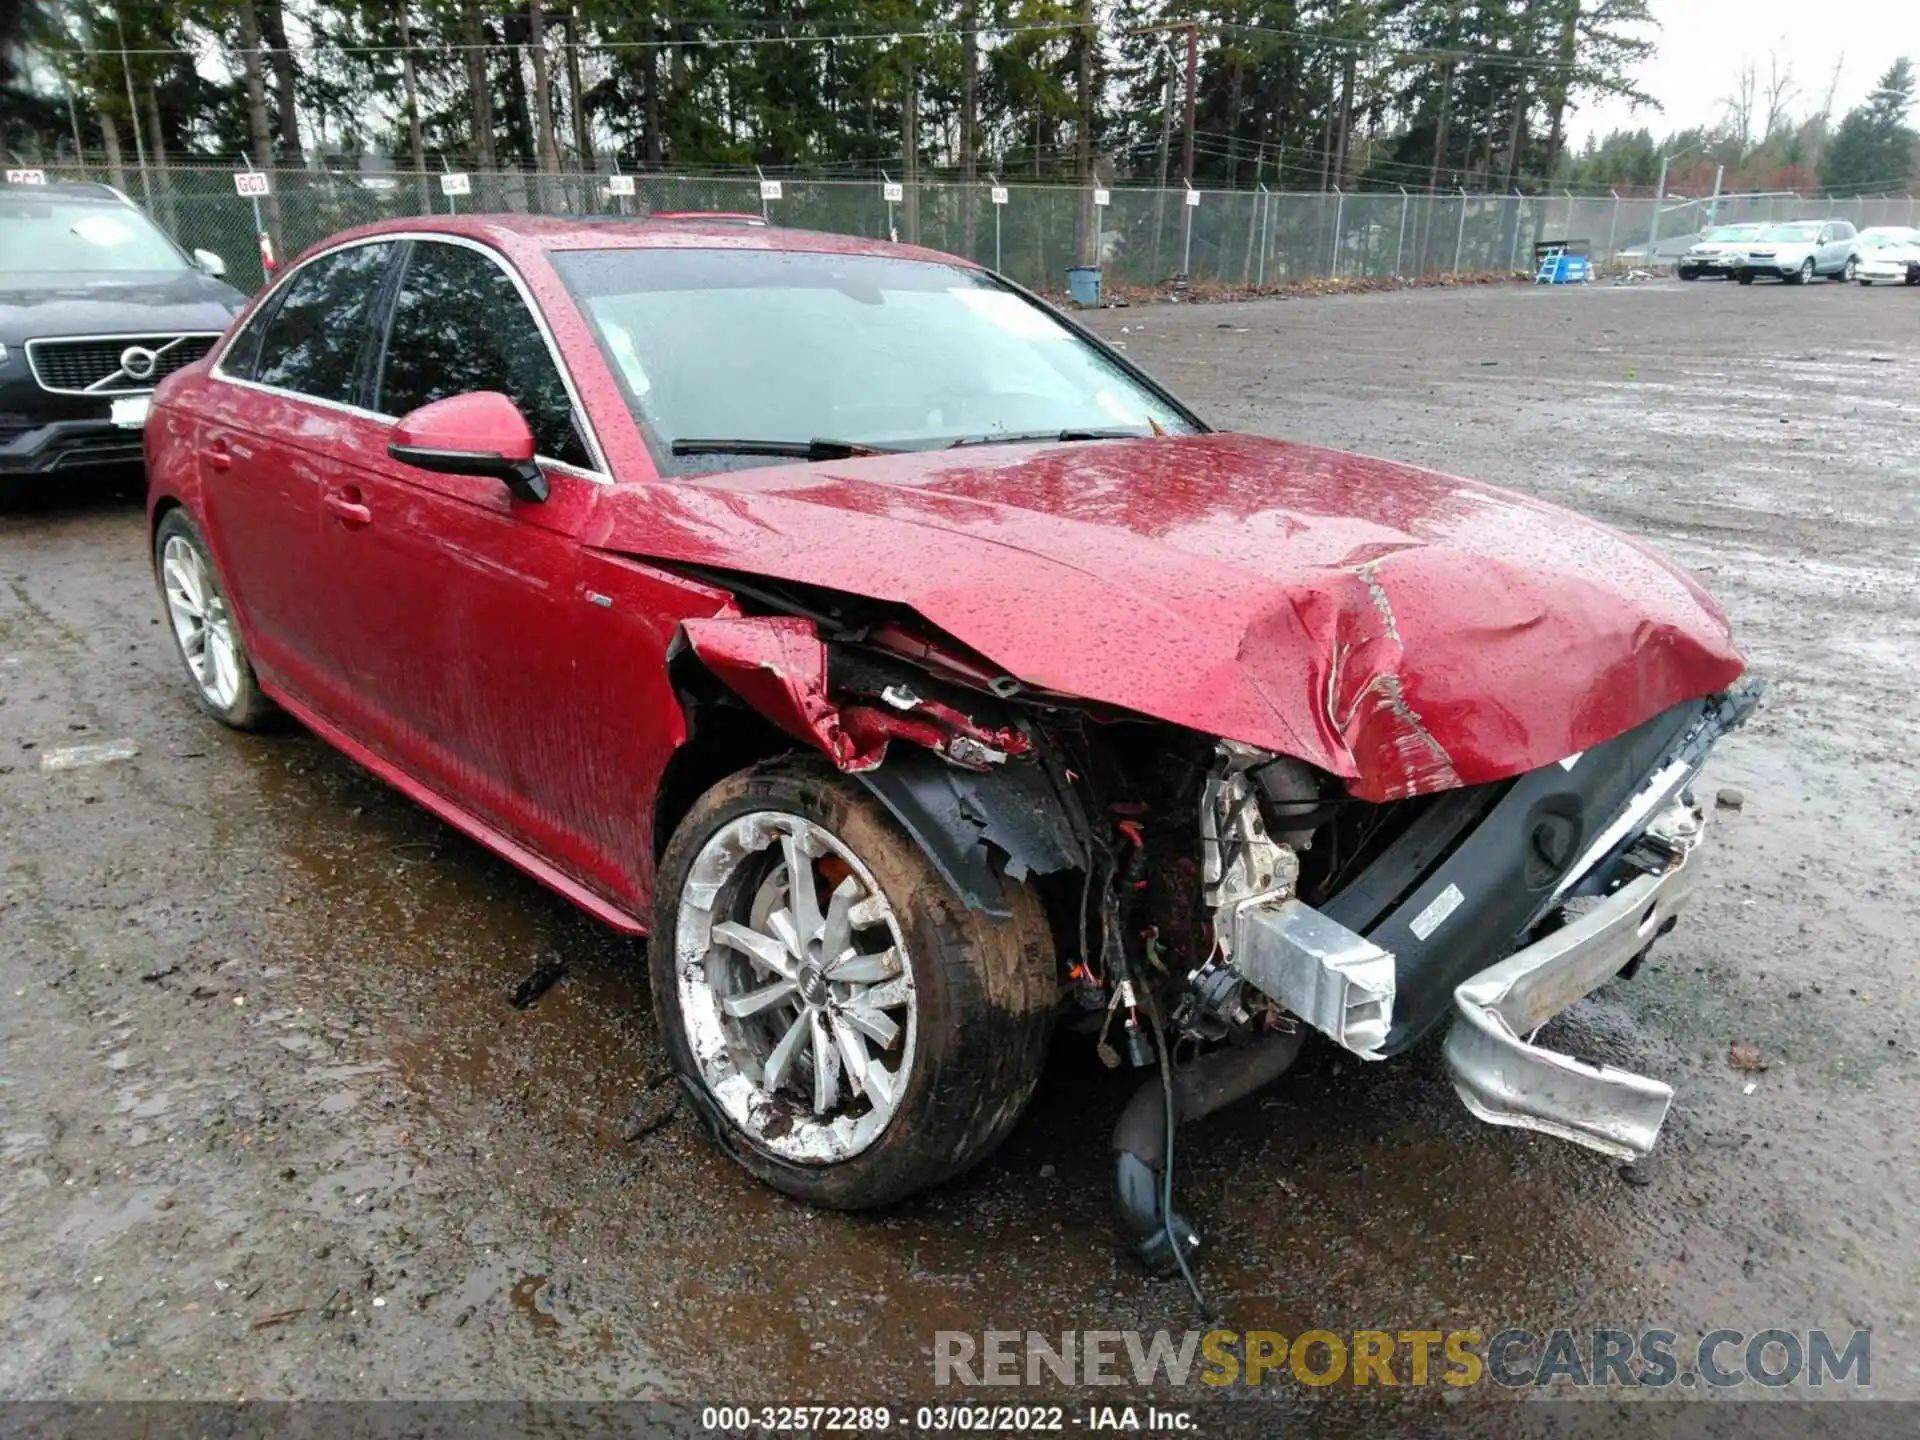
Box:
946;427;1147;449
670;437;898;461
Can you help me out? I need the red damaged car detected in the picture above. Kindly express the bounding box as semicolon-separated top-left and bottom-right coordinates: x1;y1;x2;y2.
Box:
145;216;1759;1270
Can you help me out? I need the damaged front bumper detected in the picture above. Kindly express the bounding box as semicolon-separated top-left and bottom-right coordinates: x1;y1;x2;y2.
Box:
1224;681;1760;1161
1442;795;1705;1158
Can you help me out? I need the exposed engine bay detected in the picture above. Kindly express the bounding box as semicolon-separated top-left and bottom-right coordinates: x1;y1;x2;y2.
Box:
664;567;1764;1278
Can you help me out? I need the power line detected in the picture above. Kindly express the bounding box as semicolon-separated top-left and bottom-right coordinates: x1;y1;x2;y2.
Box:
93;19;1088;61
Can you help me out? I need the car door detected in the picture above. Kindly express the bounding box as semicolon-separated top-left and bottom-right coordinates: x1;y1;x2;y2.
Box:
314;236;621;895
1819;225;1850;273
194;240;399;708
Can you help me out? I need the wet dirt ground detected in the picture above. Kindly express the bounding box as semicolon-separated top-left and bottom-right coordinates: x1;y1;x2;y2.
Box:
2;279;1916;1429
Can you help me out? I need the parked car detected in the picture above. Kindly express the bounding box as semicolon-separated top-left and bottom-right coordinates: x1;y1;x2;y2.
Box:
1;180;245;477
1675;223;1765;279
1734;220;1859;284
144;216;1758;1269
1852;228;1920;286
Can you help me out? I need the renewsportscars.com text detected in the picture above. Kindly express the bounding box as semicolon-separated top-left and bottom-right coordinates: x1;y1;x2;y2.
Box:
933;1328;1871;1390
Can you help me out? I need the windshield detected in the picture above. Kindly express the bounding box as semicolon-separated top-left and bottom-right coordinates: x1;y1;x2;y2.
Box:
0;195;188;274
1703;225;1761;241
1859;231;1914;249
549;248;1197;472
1761;224;1821;243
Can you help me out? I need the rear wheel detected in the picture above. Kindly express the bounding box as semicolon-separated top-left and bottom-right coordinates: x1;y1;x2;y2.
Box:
652;757;1057;1208
153;508;275;730
1840;255;1858;282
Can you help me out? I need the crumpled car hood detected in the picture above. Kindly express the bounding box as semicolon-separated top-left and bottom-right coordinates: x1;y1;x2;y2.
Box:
589;432;1744;801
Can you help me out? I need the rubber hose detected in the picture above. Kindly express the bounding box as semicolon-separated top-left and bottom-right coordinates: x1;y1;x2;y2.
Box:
1112;1027;1306;1274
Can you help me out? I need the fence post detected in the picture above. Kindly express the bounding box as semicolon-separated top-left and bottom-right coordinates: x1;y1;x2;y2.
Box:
1242;183;1261;285
1453;188;1467;276
1263;187;1278;283
1606;190;1619;263
1255;184;1269;287
1395;186;1408;277
1509;188;1524;271
989;174;1000;273
1329;185;1344;278
1180;181;1195;279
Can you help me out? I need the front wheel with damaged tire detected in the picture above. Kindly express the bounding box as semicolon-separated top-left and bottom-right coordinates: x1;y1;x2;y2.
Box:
652;758;1056;1209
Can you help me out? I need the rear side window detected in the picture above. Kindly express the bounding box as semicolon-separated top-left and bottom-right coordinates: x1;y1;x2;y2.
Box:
374;240;591;469
249;242;395;403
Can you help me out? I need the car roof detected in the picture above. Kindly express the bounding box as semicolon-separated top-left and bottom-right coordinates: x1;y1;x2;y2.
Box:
294;212;980;273
0;180;131;205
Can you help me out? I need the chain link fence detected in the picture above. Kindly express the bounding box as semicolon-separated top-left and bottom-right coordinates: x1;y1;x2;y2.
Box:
33;163;1920;296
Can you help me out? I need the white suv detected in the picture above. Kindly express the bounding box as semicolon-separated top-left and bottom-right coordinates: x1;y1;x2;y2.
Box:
1735;220;1859;284
1677;223;1766;279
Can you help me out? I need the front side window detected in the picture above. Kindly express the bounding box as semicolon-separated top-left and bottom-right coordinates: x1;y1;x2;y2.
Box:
374;241;591;469
0;193;189;274
549;247;1198;474
249;242;396;403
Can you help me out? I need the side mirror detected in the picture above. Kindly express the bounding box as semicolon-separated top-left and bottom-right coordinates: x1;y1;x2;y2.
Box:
192;248;227;277
387;391;548;503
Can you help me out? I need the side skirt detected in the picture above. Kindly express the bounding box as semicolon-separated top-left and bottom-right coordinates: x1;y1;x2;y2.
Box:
262;681;650;937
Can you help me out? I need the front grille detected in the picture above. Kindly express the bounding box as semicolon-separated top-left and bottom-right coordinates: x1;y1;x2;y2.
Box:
0;412;37;445
26;334;220;395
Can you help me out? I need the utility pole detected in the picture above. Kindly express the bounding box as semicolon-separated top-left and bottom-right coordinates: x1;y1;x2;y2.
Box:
1129;18;1199;185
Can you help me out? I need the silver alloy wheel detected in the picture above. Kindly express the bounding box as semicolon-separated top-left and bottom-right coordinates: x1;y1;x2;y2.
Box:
1800;258;1816;283
674;811;917;1164
161;534;240;709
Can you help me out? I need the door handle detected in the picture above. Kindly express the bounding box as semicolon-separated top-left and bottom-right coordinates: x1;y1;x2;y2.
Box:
324;491;373;529
202;441;232;472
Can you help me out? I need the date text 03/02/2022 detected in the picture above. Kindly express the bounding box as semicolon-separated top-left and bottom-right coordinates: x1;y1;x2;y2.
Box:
699;1404;1197;1432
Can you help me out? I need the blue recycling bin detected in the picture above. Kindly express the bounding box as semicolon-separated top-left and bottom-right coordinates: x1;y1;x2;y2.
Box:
1066;266;1102;308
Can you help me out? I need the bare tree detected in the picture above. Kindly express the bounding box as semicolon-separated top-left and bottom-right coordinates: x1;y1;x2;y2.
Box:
528;1;560;174
960;3;978;253
235;0;283;254
564;3;592;169
1539;0;1578;177
1762;52;1798;141
397;3;427;204
1722;61;1757;152
258;0;302;165
1075;0;1096;262
1807;54;1846;170
461;0;495;169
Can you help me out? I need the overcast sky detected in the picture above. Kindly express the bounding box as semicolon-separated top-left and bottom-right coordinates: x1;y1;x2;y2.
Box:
1571;0;1914;144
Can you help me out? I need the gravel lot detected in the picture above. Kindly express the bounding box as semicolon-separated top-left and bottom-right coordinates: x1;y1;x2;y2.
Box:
2;277;1915;1429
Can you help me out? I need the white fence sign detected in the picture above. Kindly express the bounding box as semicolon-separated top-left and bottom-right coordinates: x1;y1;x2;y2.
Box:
606;174;635;196
439;172;471;196
759;178;783;201
233;171;270;196
1184;188;1200;207
882;180;904;203
5;168;47;185
990;185;1009;205
1093;188;1110;207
